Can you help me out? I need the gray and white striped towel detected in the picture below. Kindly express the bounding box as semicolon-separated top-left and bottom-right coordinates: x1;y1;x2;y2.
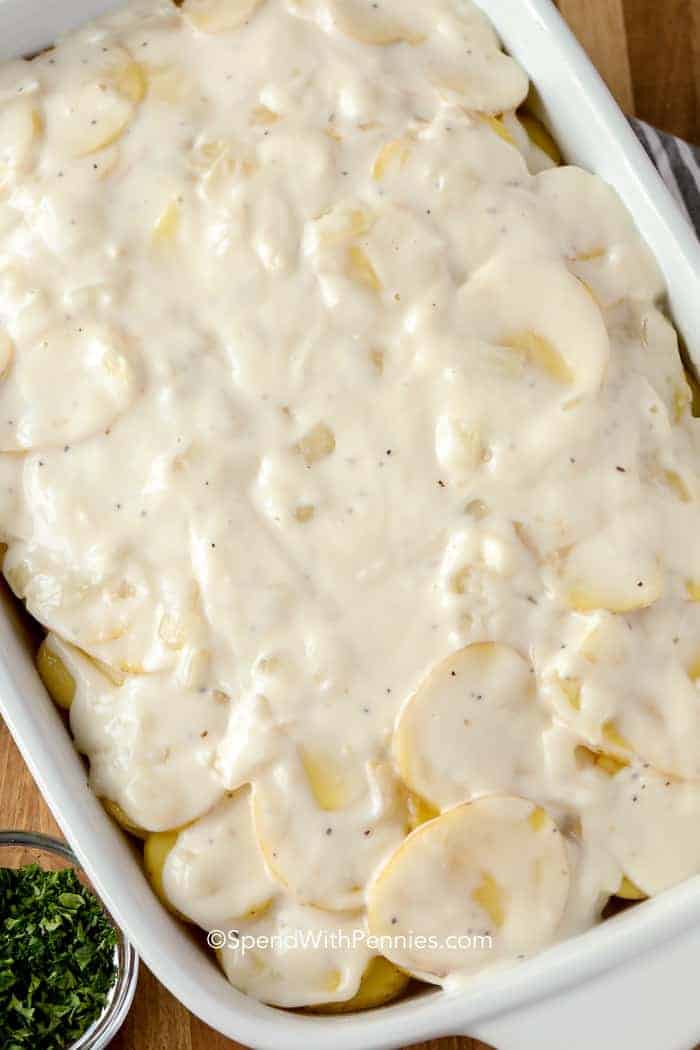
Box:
631;118;700;239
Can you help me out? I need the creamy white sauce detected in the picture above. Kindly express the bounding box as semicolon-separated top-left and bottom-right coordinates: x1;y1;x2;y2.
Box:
1;0;699;1009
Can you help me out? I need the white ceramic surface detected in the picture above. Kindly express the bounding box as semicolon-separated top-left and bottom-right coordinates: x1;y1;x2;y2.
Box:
0;2;699;1048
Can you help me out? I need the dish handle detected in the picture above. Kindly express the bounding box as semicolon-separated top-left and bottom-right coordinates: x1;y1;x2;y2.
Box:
463;920;700;1050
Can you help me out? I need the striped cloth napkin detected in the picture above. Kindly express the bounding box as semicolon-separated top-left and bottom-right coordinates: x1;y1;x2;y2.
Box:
631;118;700;239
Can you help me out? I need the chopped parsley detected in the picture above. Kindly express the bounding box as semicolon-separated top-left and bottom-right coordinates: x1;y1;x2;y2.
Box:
0;864;118;1049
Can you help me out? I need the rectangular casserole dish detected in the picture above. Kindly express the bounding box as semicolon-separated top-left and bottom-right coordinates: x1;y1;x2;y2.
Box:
1;1;700;1047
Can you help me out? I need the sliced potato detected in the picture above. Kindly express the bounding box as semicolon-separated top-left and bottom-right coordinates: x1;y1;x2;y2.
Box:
430;52;528;115
39;634;228;831
300;747;365;811
0;321;138;452
394;643;548;808
102;798;148;840
518;112;561;164
367;796;570;980
307;956;409;1014
72;672;228;831
562;519;662;613
181;0;263;33
6;543;183;681
48;46;148;157
457;256;609;398
252;756;406;910
616;875;646;901
144;829;189;919
217;898;372;1008
582;763;700;896
328;0;426;45
62;82;134;157
161;788;277;929
482;114;515;145
544;616;700;780
36;639;76;710
535;167;663;306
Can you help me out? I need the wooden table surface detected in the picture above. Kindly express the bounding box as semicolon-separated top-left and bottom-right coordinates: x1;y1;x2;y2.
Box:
1;1;699;1048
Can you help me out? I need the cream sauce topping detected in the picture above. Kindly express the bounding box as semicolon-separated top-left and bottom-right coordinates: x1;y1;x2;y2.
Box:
1;0;699;1007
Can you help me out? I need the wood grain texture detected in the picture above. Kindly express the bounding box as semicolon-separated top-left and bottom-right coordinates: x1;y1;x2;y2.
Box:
0;2;698;1049
557;0;700;140
557;0;636;115
623;0;700;140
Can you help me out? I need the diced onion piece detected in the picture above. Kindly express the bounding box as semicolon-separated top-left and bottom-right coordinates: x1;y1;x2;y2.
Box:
435;416;485;480
575;745;629;778
0;331;14;380
312;202;374;245
250;104;279;125
296;422;336;465
371;138;410;180
346;244;381;292
152;197;181;243
553;675;581;711
686;580;700;602
294;504;315;523
0;98;42;178
501;330;573;385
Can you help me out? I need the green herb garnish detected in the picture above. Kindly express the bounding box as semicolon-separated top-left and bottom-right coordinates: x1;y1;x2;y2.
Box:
0;864;118;1049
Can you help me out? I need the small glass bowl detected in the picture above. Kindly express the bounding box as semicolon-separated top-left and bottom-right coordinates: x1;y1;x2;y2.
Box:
0;830;139;1049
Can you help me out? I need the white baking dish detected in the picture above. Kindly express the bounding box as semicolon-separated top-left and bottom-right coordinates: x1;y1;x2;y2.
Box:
1;1;700;1047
